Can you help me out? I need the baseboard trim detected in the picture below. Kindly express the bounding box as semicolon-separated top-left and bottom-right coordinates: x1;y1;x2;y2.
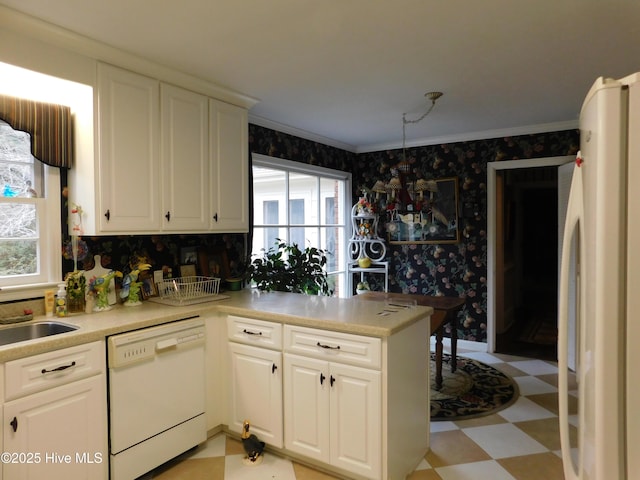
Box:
430;337;488;353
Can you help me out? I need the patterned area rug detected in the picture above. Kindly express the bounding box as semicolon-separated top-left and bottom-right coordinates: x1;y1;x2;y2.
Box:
430;353;519;421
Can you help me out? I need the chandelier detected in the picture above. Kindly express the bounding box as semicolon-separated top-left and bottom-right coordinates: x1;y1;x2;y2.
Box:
365;91;444;206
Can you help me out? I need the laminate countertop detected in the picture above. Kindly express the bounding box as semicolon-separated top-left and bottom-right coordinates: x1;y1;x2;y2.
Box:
0;290;432;362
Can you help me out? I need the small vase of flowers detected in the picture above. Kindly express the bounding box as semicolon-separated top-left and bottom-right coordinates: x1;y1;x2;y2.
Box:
355;197;375;216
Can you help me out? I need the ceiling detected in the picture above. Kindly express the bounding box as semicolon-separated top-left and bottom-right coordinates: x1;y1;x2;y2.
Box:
2;0;639;152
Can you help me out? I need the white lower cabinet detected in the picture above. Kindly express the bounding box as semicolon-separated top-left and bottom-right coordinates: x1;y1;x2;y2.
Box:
226;316;283;448
2;341;107;480
227;317;429;480
283;353;381;479
227;342;283;447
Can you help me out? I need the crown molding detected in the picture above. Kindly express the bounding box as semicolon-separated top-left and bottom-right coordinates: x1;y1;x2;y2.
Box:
248;114;357;153
250;113;578;156
356;120;579;154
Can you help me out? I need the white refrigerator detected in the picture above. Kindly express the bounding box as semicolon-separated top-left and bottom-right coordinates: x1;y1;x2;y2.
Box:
559;73;640;480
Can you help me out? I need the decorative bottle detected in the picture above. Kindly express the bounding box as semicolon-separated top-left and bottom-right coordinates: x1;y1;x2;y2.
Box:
55;283;68;317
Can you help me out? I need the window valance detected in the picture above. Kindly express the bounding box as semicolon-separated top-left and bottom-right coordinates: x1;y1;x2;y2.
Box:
0;94;74;168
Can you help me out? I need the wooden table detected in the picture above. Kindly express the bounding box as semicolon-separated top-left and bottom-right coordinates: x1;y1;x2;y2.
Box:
354;292;465;389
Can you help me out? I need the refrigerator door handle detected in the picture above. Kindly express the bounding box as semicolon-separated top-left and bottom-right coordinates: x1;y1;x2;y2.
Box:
558;161;586;480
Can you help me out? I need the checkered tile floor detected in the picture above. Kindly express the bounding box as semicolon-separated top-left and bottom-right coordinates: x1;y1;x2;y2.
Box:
142;349;576;480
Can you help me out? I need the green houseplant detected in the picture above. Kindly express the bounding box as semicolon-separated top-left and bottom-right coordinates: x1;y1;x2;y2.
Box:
248;240;333;296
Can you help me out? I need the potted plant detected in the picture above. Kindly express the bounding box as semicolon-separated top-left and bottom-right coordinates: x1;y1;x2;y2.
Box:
247;239;333;296
356;281;371;295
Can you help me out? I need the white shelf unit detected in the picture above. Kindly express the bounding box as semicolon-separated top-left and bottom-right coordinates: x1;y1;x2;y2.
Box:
347;202;389;294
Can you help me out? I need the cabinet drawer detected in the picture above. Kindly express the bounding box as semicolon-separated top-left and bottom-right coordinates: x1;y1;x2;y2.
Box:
284;325;381;369
227;315;282;350
5;340;105;401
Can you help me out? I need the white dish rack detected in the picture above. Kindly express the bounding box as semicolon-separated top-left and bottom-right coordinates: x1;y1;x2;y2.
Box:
150;276;229;306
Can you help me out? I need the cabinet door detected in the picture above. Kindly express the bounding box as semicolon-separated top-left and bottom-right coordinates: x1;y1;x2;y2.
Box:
330;363;381;479
209;99;248;232
283;354;330;463
228;343;282;448
3;375;107;480
97;63;161;232
161;84;210;231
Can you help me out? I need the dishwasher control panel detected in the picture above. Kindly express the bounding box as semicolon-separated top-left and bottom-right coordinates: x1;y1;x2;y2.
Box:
108;317;205;368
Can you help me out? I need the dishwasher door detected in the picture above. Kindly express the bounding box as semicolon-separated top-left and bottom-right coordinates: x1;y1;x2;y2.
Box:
108;317;206;455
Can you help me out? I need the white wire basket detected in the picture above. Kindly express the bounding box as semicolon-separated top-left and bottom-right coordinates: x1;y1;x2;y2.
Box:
154;276;221;305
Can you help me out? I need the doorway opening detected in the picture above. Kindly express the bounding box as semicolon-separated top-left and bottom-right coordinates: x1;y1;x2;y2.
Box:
494;167;558;360
486;155;573;360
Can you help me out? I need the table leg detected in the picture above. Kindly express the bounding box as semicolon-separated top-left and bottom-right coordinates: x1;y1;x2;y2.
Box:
435;326;443;390
450;313;458;373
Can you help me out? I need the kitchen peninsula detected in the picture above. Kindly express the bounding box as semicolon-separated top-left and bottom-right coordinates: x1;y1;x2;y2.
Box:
0;290;432;480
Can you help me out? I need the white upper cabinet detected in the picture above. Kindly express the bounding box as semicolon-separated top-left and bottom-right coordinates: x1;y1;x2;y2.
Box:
95;63;161;232
73;62;249;235
161;84;210;231
209;99;249;232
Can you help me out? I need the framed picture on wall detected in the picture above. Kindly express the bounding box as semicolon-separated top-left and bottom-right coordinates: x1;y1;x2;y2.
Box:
387;177;460;244
180;246;198;265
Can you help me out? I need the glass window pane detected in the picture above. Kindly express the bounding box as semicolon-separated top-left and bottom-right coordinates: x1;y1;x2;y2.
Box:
263;200;279;224
252;226;287;258
297;227;319;249
289;172;317;226
0;203;36;237
289;199;305;246
253;167;286;226
321;178;344;225
321;226;345;274
289;199;304;224
0;239;37;275
0;121;42;199
0;122;32;163
327;273;343;298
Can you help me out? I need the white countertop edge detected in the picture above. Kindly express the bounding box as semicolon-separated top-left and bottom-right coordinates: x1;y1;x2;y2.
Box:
0;290;433;362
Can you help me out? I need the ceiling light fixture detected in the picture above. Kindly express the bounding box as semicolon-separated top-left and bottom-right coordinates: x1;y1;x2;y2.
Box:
402;91;443;162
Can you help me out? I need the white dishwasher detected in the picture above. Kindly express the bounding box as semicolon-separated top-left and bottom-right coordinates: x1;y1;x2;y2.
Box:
107;316;206;480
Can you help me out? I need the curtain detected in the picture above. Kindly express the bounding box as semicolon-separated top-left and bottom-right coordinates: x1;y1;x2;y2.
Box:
0;94;74;168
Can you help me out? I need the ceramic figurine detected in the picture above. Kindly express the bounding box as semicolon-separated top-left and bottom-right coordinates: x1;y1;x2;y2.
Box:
120;263;151;307
89;270;122;312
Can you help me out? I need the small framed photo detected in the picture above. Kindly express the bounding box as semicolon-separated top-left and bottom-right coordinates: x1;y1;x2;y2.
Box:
180;246;198;264
180;264;197;278
140;271;158;299
198;247;230;279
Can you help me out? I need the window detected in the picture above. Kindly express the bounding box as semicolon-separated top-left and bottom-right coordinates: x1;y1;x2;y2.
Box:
0;61;92;301
0;120;61;293
251;154;351;297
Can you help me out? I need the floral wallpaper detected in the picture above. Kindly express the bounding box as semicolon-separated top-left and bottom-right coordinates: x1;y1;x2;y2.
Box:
61;123;579;344
61;233;247;281
248;124;356;172
60;176;248;282
249;124;579;343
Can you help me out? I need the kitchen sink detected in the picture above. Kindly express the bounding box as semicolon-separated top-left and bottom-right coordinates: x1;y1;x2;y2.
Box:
0;321;78;346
